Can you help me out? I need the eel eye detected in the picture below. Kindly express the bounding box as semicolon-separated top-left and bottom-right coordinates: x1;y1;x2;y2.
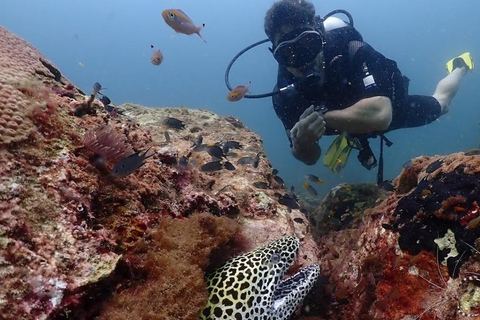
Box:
270;253;281;264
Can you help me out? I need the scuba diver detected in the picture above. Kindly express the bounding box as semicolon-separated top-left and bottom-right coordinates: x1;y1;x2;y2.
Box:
226;0;474;183
264;0;473;174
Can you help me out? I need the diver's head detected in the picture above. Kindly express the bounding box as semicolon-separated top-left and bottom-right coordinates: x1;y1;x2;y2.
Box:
264;0;324;70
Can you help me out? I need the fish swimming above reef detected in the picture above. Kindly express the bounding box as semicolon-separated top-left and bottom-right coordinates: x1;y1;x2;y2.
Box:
111;148;154;177
200;160;235;172
201;236;320;320
162;9;206;42
222;140;242;153
252;181;269;189
191;135;203;150
150;45;164;66
207;145;227;161
227;82;251;102
237;152;261;168
163;117;185;130
305;174;325;184
302;182;318;197
99;95;111;106
93;82;103;96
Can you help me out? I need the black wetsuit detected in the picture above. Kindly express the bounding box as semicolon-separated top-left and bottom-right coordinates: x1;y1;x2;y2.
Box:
272;26;442;139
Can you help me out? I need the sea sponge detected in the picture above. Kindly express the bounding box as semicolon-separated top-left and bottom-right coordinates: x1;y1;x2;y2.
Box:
99;213;240;320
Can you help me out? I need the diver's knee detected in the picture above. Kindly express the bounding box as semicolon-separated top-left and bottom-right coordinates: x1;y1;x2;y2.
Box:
432;94;448;115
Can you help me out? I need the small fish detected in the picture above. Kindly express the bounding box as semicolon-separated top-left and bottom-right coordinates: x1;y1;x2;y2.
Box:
464;149;480;156
93;82;103;95
272;169;279;175
378;180;395;192
381;223;393;230
425;158;444;173
273;175;284;186
278;194;300;210
223;161;235;171
225;151;239;158
150;45;164;66
163;117;185;130
227;82;251;102
236;153;261;168
253;181;269;189
407;253;422;267
420;189;432;197
222;140;242;154
305;174;325;184
302;182;318;197
178;153;191;170
178;156;189;170
164;130;171;143
402;159;413;169
252;152;261;168
162;9;206;42
99;95;111;106
293;217;304;224
237;156;254;165
200;160;223;172
192;135;203;150
207;145;227;160
105;105;124;116
467;215;480;230
111;148;153;177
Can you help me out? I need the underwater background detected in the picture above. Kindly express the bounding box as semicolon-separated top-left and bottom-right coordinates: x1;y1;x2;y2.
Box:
2;0;479;197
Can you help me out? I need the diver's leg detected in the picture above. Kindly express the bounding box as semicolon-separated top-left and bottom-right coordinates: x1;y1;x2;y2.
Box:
432;67;467;114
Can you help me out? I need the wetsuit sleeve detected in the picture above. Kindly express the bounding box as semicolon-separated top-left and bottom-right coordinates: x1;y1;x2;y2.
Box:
272;86;309;132
272;65;315;142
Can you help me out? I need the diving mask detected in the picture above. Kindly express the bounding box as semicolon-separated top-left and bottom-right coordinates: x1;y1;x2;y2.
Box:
272;28;323;68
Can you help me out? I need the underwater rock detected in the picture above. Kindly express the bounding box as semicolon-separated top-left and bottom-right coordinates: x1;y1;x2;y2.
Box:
314;153;480;319
0;27;319;319
308;183;389;241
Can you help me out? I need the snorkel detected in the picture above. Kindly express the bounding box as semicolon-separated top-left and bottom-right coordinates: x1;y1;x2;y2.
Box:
225;9;354;99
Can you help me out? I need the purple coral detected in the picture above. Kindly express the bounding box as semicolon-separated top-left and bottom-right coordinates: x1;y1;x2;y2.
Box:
82;124;135;163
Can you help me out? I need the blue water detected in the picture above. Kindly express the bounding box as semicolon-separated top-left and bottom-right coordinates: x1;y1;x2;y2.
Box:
2;0;479;197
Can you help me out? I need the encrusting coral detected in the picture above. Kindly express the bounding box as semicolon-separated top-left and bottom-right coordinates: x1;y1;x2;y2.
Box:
0;26;320;320
311;153;480;319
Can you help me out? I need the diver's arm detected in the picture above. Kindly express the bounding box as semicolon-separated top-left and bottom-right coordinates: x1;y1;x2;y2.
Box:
323;96;392;134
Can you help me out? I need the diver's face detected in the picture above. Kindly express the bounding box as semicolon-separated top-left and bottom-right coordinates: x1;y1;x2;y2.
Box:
286;52;325;80
273;24;324;78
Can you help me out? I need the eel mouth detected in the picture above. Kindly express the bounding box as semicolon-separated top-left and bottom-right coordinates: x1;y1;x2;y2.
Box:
272;264;321;312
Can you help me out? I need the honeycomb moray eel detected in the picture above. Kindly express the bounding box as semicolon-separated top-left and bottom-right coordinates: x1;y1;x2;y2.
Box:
201;236;320;320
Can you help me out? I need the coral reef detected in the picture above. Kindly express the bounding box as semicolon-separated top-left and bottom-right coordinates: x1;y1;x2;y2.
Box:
312;153;480;319
0;26;319;320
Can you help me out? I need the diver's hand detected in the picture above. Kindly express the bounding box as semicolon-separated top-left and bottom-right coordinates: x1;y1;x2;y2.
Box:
290;105;326;149
290;105;325;165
